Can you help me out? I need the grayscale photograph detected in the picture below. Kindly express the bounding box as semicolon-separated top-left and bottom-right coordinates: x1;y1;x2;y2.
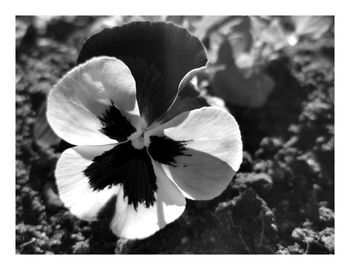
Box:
15;15;334;254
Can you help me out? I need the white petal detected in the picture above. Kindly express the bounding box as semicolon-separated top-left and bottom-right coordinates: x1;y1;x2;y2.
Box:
146;107;243;200
55;144;119;221
47;56;141;146
110;161;186;239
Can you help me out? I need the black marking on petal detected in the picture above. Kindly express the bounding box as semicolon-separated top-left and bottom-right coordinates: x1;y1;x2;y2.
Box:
99;101;136;141
83;141;157;209
77;21;207;124
148;136;191;166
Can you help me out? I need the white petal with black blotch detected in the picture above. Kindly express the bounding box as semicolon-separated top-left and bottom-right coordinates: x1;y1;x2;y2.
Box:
110;160;186;239
47;56;141;146
55;144;119;221
146;107;243;200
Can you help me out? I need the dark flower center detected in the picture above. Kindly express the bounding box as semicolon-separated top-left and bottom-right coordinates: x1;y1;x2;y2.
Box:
85;105;190;209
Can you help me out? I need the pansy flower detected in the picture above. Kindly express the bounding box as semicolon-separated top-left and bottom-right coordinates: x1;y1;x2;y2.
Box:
47;21;243;239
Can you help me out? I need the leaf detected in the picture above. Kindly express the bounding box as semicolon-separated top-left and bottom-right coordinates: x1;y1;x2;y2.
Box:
211;62;274;108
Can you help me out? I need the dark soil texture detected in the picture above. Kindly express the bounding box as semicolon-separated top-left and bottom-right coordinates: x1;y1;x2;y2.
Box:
16;16;334;254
